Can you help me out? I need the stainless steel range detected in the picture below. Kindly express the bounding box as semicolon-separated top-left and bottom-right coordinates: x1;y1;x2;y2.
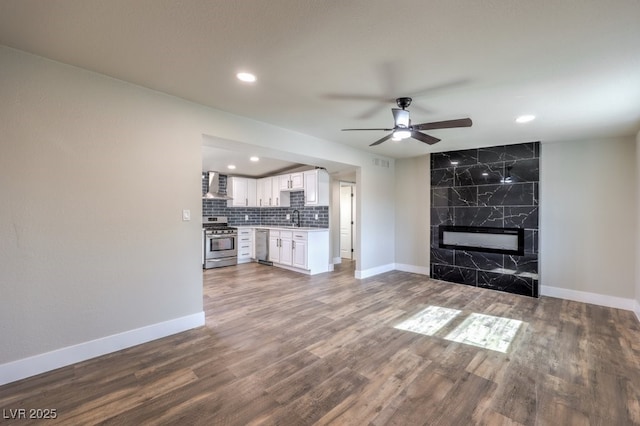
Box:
203;216;238;269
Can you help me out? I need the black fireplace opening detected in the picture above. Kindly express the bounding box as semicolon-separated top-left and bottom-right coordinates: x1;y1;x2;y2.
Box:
439;225;525;256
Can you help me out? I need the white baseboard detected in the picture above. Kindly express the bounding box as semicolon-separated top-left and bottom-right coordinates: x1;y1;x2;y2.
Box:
394;263;430;276
0;311;205;386
541;285;636;312
635;301;640;324
355;263;430;279
355;263;395;279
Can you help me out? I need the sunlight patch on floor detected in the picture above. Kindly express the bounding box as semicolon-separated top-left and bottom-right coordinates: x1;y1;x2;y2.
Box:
394;306;523;353
394;306;461;336
445;313;522;353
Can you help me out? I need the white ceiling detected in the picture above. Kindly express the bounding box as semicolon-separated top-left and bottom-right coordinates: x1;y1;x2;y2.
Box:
202;146;303;177
1;0;639;166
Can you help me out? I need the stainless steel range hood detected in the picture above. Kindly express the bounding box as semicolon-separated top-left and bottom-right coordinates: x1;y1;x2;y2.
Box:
203;171;233;200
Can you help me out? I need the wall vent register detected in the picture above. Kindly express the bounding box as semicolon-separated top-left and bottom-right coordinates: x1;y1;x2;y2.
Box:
439;225;524;256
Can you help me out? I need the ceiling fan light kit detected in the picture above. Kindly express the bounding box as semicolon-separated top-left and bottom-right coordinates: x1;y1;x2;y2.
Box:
342;97;472;147
393;129;412;140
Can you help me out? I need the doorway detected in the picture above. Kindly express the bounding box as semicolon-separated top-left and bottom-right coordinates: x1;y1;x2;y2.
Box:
339;182;356;260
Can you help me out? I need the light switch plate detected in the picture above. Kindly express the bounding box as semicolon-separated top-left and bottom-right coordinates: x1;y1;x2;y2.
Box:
182;209;191;221
286;214;290;220
315;214;319;220
245;215;249;221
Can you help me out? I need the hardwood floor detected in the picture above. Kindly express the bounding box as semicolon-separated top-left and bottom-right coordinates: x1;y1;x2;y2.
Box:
2;261;640;425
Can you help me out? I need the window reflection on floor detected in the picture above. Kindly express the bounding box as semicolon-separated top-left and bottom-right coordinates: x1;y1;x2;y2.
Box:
444;313;522;353
394;306;461;336
394;306;523;353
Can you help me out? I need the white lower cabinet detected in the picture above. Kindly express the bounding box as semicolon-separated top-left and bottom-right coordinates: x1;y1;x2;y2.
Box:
237;227;254;263
267;228;328;275
269;230;293;266
279;233;293;266
292;231;308;269
269;232;280;263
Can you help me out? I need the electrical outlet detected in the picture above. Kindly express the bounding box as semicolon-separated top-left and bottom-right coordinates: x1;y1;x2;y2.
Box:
245;215;249;221
315;214;319;220
182;209;191;221
286;214;290;220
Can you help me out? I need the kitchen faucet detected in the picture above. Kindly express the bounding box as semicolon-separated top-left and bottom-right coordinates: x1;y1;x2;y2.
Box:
292;209;300;227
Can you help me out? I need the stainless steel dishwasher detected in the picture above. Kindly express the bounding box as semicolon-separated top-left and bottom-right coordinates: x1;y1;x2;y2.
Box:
255;228;272;265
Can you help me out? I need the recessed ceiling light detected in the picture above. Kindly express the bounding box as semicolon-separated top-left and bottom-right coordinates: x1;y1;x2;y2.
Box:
236;72;256;83
250;156;259;162
227;164;236;170
515;115;535;123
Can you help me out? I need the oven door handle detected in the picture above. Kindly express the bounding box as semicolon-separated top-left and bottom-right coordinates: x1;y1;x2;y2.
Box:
207;234;235;239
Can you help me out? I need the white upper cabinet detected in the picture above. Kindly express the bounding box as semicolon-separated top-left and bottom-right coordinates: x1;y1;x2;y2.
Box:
271;176;290;207
279;172;304;191
303;169;329;206
226;170;326;208
256;176;289;208
256;177;271;207
227;177;257;207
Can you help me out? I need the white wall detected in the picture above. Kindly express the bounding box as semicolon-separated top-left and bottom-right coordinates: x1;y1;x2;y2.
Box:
394;155;430;274
355;162;396;276
636;131;640;321
0;47;205;368
540;137;636;307
0;46;395;381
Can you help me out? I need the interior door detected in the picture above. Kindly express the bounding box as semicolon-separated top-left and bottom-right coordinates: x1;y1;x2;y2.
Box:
340;184;353;259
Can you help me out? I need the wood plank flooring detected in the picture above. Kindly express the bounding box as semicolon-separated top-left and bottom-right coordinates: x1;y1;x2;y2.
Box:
1;261;640;425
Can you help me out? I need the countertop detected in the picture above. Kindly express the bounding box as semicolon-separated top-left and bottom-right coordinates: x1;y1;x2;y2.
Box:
236;225;328;232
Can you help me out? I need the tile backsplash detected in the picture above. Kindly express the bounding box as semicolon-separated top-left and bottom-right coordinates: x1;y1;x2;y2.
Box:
202;173;329;228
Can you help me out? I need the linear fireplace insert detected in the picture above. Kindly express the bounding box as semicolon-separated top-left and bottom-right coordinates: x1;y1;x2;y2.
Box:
438;225;524;256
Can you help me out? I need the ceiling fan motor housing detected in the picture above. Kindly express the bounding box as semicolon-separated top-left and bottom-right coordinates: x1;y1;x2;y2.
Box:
396;97;412;109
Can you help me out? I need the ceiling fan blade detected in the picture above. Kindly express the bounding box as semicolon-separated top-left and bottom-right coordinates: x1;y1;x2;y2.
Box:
413;118;473;131
411;131;441;145
369;133;394;146
342;128;394;131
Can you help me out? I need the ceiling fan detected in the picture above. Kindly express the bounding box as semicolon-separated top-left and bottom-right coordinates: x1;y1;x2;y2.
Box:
342;97;472;146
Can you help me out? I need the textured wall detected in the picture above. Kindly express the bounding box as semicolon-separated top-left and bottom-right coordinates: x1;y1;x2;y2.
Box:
430;142;540;297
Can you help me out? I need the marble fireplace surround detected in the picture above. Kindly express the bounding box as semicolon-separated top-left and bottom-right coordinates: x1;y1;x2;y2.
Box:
430;142;540;297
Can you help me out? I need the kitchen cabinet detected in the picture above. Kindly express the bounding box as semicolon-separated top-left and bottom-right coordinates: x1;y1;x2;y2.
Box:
256;177;271;207
227;177;257;207
237;227;254;263
279;172;304;191
303;169;330;206
257;176;290;207
291;231;307;269
269;230;292;265
272;177;290;207
268;232;280;263
265;227;329;274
